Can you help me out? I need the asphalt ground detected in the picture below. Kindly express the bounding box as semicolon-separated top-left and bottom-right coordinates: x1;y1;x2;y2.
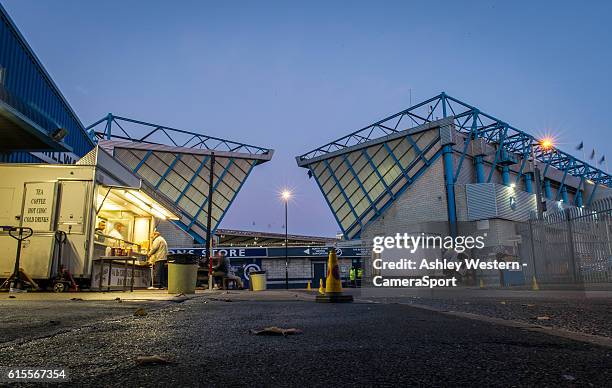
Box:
0;291;610;387
390;296;612;338
353;288;612;339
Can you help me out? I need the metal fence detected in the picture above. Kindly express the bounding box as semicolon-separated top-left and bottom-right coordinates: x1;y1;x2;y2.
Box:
518;197;612;285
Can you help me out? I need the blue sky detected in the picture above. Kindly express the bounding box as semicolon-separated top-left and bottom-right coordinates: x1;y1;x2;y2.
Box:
3;0;611;237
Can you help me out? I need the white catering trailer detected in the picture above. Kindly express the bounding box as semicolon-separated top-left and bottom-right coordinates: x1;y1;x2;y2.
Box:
0;147;179;290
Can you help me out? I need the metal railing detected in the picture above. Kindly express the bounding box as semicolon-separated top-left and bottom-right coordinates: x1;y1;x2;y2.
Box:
518;197;612;285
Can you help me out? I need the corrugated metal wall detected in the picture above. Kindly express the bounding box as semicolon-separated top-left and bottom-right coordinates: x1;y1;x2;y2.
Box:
466;183;498;220
0;5;94;161
5;151;45;163
466;183;537;222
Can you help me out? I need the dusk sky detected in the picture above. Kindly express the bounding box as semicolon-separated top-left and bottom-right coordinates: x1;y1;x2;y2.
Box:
3;0;611;237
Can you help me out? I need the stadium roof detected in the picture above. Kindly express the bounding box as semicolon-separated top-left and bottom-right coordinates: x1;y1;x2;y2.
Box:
215;228;337;247
88;114;273;243
297;92;611;239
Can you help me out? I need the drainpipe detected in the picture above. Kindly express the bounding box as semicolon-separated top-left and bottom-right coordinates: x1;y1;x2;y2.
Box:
575;190;583;207
544;179;552;199
442;144;457;237
561;186;569;203
524;173;533;193
474;155;485;183
502;166;510;186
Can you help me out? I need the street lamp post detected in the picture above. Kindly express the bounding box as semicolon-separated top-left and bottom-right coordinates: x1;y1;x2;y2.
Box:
281;190;291;290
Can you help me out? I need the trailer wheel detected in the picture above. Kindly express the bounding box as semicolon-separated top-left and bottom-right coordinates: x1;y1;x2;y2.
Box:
53;282;66;293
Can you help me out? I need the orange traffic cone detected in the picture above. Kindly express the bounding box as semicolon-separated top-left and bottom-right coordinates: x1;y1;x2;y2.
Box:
306;280;312;291
318;278;325;295
316;248;353;303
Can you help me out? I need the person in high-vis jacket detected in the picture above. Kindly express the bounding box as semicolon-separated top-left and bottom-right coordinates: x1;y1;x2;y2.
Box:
349;267;356;288
148;230;168;289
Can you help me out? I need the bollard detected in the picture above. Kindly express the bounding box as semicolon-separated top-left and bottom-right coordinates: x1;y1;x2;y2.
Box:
531;276;540;291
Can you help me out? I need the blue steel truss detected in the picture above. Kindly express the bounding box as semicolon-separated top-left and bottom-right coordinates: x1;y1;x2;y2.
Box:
86;114;272;156
86;114;272;244
298;92;611;188
302;127;442;239
298;92;611;239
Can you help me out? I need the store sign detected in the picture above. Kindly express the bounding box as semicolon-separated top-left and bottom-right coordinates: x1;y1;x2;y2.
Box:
169;246;367;259
21;182;56;231
168;247;267;258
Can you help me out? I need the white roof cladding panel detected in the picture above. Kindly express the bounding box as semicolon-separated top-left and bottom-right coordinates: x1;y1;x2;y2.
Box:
306;125;442;239
102;141;262;243
100;140;272;163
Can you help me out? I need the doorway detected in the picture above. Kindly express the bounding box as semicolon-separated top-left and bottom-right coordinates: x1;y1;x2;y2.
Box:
312;261;326;287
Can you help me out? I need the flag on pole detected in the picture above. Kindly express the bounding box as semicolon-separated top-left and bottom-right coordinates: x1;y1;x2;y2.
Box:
590;149;596;160
599;155;606;165
576;141;586;160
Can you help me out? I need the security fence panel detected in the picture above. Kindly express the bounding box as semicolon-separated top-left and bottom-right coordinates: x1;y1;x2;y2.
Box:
518;197;612;286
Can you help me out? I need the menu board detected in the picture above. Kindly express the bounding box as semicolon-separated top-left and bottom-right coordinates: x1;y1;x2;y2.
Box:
21;182;57;232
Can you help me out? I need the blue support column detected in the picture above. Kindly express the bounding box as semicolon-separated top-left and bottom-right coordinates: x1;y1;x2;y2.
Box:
474;156;485;183
544;179;552;199
524;173;533;193
442;144;457;237
105;113;113;140
575;190;583;207
561;186;569;203
502;166;510;186
573;178;585;207
587;183;599;206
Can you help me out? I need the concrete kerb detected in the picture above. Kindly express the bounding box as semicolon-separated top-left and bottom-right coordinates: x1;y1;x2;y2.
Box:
1;290;212;303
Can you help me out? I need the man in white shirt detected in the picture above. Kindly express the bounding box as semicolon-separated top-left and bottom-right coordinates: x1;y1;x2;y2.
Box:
104;222;126;256
148;230;168;289
108;222;126;245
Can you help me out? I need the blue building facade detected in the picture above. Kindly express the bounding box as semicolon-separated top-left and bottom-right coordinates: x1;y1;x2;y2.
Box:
0;3;93;163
